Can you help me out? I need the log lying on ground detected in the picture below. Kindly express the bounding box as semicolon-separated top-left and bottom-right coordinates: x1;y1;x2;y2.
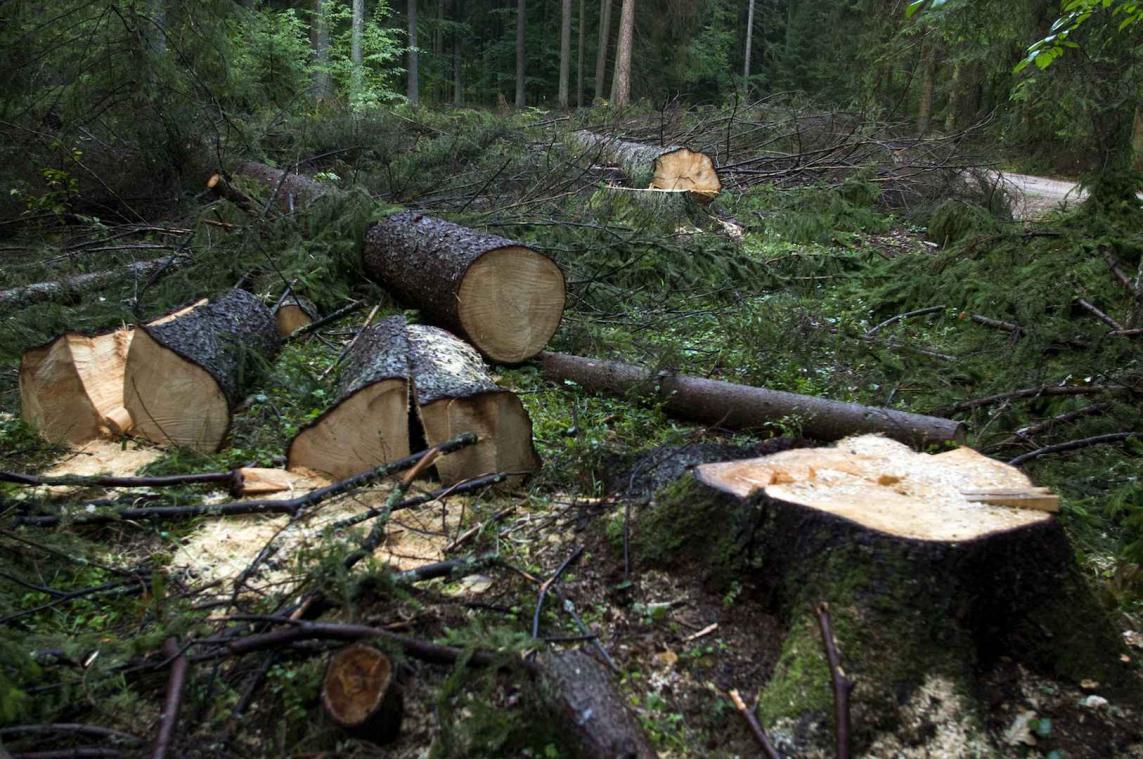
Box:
288;317;411;479
409;324;541;485
364;212;566;364
634;435;1134;755
573;130;721;198
0;255;186;313
124;290;280;453
539;352;963;446
272;294;318;337
209;161;328;213
20;327;135;444
321;645;403;745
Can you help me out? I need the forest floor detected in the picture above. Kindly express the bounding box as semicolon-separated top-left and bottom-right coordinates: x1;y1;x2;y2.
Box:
1;106;1142;757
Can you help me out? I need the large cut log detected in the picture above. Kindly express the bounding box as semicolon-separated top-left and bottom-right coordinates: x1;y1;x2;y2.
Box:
321;644;403;745
409;324;541;485
287;316;411;479
124;289;280;453
573;130;721;198
540;352;963;446
634;435;1134;755
0;255;186;313
209;161;329;213
364;212;566;364
20;327;135;444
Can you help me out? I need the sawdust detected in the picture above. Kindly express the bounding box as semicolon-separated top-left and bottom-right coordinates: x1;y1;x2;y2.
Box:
43;438;164;478
865;676;994;757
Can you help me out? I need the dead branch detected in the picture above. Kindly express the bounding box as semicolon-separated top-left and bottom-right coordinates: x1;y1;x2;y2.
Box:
970;314;1023;335
151;637;188;759
0;470;234;490
943;384;1119;415
988;403;1109;451
816;603;853;759
865;305;944;336
1008;432;1140;466
728;689;781;759
1103;249;1133;291
0;724;142;745
0;255;187;313
531;545;585;638
318;304;381;381
285;300;364;342
391;553;501;586
1076;298;1124;331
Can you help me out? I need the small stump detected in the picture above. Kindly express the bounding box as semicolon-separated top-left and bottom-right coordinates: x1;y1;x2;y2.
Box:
321;644;403;745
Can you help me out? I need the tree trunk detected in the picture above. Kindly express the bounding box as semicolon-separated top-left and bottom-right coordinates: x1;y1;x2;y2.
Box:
634;435;1133;755
559;0;572;108
453;0;464;106
288;317;412;480
351;0;365;99
1133;104;1143;170
124;290;280;453
222;161;328;214
917;42;935;136
515;0;526;107
944;60;962;132
594;0;613;101
743;0;755;87
322;645;403;745
408;325;540;485
576;0;585;107
572;131;721;197
539;352;963;446
20;327;135;444
407;0;419;104
363;212;565;363
0;255;187;314
609;0;634;106
272;295;318;338
311;0;332;101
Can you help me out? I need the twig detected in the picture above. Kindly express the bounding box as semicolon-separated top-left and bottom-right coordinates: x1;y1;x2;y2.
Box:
285;300;364;342
943;384;1116;415
1103;249;1133;291
445;505;515;553
865;305;944;336
1008;432;1139;466
1076;298;1124;331
151;637;188;759
816;603;853;759
318;304;381;380
727;689;781;759
392;553;501;585
562;597;619;673
532;546;585;638
987;403;1108;451
969;314;1022;335
0;724;142;744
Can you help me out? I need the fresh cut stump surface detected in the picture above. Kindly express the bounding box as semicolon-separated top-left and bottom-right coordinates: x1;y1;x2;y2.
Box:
364;212;565;364
573;130;722;197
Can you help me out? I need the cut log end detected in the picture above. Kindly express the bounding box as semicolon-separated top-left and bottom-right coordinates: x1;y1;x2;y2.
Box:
653;147;721;197
123;328;231;453
287;379;411;480
457;246;566;364
696;435;1052;543
321;645;402;745
274;297;317;338
418;391;541;486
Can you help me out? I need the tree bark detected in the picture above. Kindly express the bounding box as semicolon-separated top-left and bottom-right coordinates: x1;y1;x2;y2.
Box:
311;0;332;101
609;0;634;106
572;131;721;197
539;352;963;446
558;0;572;108
576;0;585;107
407;0;420;104
351;0;365;99
363;212;565;363
743;0;755;87
322;645;403;745
594;0;613;101
515;0;527;107
225;161;328;214
917;41;935;135
0;255;186;313
453;0;464;106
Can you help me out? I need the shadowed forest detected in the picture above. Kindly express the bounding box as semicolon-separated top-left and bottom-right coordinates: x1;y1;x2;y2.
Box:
1;0;1142;756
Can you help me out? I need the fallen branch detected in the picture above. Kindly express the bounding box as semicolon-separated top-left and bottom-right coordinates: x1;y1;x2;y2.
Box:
943;384;1118;415
727;689;781;759
816;603;853;759
151;638;188;759
970;314;1022;335
0;470;234;490
531;545;585;638
1103;249;1133;291
391;553;501;586
1008;432;1140;467
1076;298;1124;331
318;304;381;381
286;300;364;342
0;724;142;745
0;255;187;312
865;305;944;337
987;403;1109;451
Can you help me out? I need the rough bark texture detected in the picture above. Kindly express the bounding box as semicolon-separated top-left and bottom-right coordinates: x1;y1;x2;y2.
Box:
407;0;419;104
634;438;1136;755
609;0;633;106
232;161;328;213
594;0;613;101
515;0;526;107
0;255;185;313
572;131;721;197
363;212;565;363
538;649;656;758
559;0;572;108
743;0;755;83
311;0;332;100
539;352;963;446
409;324;541;484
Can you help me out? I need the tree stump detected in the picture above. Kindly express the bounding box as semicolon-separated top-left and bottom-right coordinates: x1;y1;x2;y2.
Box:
321;644;403;745
287;316;411;479
573;131;721;198
363;212;566;364
409;324;541;485
123;290;280;453
20;327;135;444
634;435;1134;754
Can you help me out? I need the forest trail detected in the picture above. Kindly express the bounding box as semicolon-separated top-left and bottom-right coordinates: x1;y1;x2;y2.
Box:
993;171;1088;219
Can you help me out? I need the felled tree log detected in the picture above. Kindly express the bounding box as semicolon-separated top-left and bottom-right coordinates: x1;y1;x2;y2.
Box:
0;255;186;313
634;435;1133;755
288;317;411;479
210;161;328;213
273;294;318;338
321;645;403;745
573;130;721;198
409;324;540;485
537;649;656;759
539;352;963;446
124;290;280;453
364;212;566;364
20;327;135;444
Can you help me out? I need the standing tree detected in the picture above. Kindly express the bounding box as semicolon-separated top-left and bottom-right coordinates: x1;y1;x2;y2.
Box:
351;0;365;98
454;0;464;105
743;0;755;89
311;0;332;100
594;0;613;100
559;0;573;107
407;0;419;104
516;0;527;107
917;39;935;134
577;0;585;106
610;0;634;105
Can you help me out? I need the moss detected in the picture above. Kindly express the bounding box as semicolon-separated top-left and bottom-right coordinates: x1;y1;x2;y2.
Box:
757;616;833;724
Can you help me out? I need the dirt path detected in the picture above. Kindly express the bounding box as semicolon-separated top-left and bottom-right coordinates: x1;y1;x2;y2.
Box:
992;171;1088;219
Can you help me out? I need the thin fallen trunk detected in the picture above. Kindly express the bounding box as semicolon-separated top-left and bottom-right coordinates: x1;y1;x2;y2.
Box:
124;290;280;453
152;638;188;759
363;212;565;363
321;645;403;745
573;131;721;197
0;255;186;313
539;352;963;446
224;161;328;213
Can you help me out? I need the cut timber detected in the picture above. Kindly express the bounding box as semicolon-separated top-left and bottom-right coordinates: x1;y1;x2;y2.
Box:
0;255;186;313
364;212;565;364
537;649;656;758
409;324;540;485
231;467;318;497
20;327;135;444
321;644;403;745
573;130;721;198
634;435;1134;754
124;289;280;453
287;317;411;479
539;352;963;447
273;295;318;337
220;161;328;213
